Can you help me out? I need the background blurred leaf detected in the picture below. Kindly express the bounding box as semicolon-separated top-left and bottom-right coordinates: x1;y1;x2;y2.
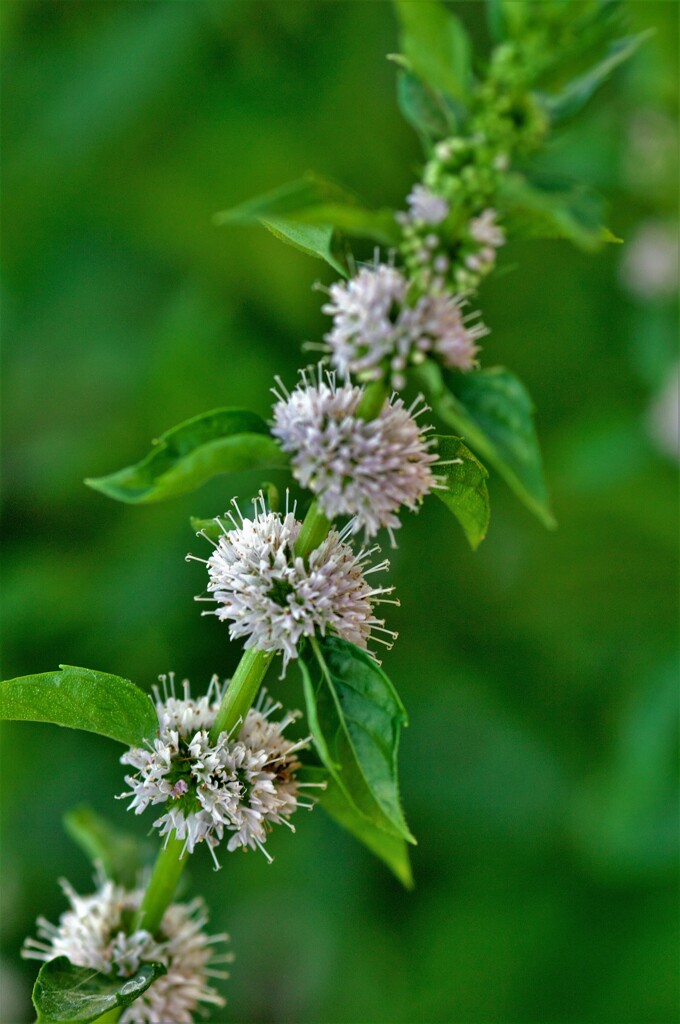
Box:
33;957;166;1024
63;806;151;888
394;0;472;103
85;409;288;504
498;174;618;252
538;31;654;124
0;667;157;747
396;70;454;146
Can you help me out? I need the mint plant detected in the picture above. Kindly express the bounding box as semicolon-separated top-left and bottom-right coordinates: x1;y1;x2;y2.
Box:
1;3;648;1021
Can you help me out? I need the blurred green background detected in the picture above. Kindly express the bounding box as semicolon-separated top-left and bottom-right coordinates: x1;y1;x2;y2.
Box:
1;3;678;1022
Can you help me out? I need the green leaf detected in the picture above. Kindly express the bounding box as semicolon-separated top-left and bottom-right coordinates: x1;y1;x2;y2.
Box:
302;636;415;844
321;774;414;888
486;0;507;42
433;435;490;549
396;69;454;144
394;0;472;102
420;362;556;529
85;408;288;504
538;30;654;123
33;956;166;1024
498;174;616;253
0;666;157;747
215;173;399;272
63;806;151;887
261;218;349;277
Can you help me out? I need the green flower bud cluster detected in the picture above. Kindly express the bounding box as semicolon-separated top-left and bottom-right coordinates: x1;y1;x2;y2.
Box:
399;134;509;295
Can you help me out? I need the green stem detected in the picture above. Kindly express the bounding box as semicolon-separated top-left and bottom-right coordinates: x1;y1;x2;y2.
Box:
356;380;388;421
210;647;275;743
133;833;188;935
294;498;332;558
96;1010;122;1024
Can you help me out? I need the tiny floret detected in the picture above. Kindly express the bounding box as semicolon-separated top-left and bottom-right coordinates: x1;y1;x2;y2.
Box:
469;208;506;249
23;869;231;1024
272;371;441;542
121;677;318;863
192;496;395;670
322;263;487;387
404;184;450;225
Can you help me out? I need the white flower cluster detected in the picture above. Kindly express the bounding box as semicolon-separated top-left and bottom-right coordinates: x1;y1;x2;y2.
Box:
23;869;230;1024
272;371;441;542
322;263;487;389
121;676;317;863
193;496;395;670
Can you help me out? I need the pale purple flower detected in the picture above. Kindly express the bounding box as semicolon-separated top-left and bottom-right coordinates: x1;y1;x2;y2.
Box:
120;677;317;863
23;869;231;1024
322;263;487;387
191;496;395;670
272;371;440;542
405;184;450;225
469;208;506;249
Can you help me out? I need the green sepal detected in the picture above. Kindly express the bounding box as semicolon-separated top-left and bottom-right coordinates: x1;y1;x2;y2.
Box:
393;0;472;103
33;956;166;1024
85;408;287;504
63;806;151;888
419;362;556;530
300;637;415;845
0;666;157;747
433;435;491;549
300;766;413;888
537;30;654;124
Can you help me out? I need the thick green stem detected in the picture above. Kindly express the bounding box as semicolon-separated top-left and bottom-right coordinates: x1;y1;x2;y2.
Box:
133;833;188;935
210;647;275;743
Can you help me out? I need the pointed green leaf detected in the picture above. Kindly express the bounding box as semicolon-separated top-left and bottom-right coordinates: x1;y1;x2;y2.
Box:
498;174;615;253
63;806;151;888
299;765;413;887
323;775;413;888
394;0;472;102
215;173;399;271
85;408;288;504
538;31;654;124
304;636;415;845
0;666;157;746
261;218;349;277
420;362;556;529
433;435;490;549
397;70;454;145
215;173;357;225
33;957;166;1024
